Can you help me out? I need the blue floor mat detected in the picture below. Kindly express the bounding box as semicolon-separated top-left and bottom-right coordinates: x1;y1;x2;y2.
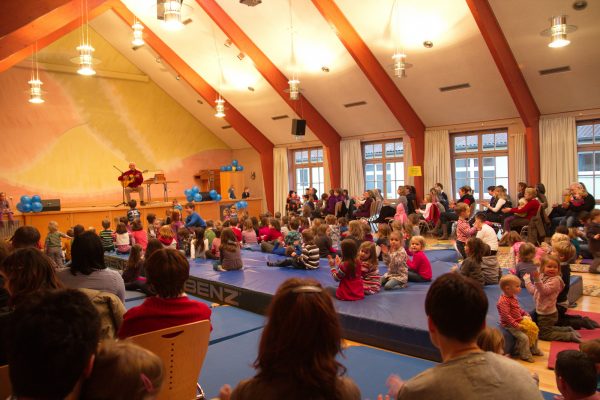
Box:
209;306;264;344
198;329;557;400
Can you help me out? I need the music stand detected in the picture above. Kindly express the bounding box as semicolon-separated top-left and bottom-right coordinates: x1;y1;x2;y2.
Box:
113;165;128;207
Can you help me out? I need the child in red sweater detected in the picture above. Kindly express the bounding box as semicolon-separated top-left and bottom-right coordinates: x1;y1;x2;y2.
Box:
328;239;364;301
407;236;432;282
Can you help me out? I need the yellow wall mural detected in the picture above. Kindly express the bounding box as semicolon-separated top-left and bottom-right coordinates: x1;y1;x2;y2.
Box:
0;28;233;207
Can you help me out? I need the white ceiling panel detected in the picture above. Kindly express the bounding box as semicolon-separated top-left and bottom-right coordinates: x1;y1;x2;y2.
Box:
491;0;600;114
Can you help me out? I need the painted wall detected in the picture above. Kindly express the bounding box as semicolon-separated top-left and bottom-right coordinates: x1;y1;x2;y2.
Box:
232;148;266;210
0;28;235;207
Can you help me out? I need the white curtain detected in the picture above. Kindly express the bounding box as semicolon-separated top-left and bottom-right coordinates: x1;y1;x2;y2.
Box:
273;147;289;214
340;139;364;197
424;129;451;193
539;116;577;205
509;130;526;192
403;135;414;186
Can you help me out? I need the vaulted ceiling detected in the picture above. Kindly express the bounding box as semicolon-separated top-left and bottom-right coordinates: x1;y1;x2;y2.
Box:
3;0;600;150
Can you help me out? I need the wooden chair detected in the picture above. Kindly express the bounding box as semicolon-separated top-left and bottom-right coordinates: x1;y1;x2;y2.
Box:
334;201;342;217
367;200;384;232
0;364;11;399
127;320;211;400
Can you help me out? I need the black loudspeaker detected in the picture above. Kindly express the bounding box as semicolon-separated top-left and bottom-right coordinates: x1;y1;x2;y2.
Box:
199;192;211;202
291;119;306;136
41;199;61;211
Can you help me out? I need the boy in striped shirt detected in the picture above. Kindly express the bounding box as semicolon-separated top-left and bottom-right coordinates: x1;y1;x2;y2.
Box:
99;219;115;252
267;230;320;269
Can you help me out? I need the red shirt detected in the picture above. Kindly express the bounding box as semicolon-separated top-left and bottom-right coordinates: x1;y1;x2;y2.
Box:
331;260;364;301
118;296;211;339
496;294;528;329
406;250;432;280
118;169;144;188
509;199;540;220
231;227;242;242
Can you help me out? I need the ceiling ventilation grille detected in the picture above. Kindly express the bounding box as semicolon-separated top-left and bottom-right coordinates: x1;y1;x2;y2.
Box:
343;101;367;108
221;125;232;130
271;115;289;120
439;83;471;92
539;66;571;75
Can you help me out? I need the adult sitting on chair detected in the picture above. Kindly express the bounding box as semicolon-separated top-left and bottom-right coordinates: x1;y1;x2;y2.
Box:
218;278;361;400
353;190;375;219
481;186;507;223
118;162;145;205
118;248;211;339
501;187;540;234
6;289;101;400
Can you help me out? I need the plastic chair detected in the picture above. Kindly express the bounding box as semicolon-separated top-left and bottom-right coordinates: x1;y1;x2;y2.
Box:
0;364;11;399
127;320;211;400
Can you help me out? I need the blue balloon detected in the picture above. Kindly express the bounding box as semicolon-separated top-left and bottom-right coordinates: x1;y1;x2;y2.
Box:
231;159;238;166
31;195;41;203
242;200;248;208
20;195;32;204
215;194;222;201
193;193;202;202
225;165;232;171
220;166;226;172
192;186;199;194
32;201;43;213
209;190;217;200
237;165;244;171
184;189;192;197
21;202;32;213
186;195;194;202
16;202;23;212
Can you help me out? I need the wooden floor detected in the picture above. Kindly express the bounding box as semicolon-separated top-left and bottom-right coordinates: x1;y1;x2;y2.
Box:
344;238;600;395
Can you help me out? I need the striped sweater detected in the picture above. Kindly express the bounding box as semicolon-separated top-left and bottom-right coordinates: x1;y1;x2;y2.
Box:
298;243;320;269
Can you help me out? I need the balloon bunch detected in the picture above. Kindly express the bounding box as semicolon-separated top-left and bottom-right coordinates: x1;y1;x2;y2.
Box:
183;186;203;203
220;159;244;172
16;195;43;213
208;190;222;202
235;200;248;209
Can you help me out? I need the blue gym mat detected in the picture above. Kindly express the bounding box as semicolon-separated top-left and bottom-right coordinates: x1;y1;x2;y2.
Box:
198;328;558;399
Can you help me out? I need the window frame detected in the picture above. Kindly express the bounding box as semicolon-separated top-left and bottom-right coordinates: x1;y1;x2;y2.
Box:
576;119;600;204
290;147;324;196
450;129;509;202
362;139;405;200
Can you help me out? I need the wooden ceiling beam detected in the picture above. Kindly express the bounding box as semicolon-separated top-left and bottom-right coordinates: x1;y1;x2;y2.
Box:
311;0;426;197
111;1;275;213
0;0;112;73
195;0;342;188
466;0;541;184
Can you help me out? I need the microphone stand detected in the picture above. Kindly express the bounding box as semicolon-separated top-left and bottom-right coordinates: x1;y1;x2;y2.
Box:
113;165;127;207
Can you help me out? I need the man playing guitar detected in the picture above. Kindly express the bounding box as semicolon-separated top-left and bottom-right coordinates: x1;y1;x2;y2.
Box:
118;162;145;205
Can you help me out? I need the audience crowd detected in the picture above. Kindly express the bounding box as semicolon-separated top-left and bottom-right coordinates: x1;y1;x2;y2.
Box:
1;180;600;399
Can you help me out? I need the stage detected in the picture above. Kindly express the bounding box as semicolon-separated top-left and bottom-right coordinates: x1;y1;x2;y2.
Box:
106;249;584;361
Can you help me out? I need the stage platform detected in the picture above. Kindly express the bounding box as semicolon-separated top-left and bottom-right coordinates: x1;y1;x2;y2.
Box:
107;249;584;361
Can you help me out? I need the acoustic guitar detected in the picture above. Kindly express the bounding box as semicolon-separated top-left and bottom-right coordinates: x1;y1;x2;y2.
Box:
120;170;148;188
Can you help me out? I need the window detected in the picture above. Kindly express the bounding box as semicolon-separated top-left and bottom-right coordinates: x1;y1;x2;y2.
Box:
291;148;324;196
451;130;508;201
576;120;600;202
363;140;404;199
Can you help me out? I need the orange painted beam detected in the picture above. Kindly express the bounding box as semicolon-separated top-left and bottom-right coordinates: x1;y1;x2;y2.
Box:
466;0;540;184
311;0;425;197
0;0;110;73
111;2;275;213
195;0;341;189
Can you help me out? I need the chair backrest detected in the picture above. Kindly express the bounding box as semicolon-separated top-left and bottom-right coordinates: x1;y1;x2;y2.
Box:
469;202;476;218
0;364;11;399
370;199;383;217
127;320;211;400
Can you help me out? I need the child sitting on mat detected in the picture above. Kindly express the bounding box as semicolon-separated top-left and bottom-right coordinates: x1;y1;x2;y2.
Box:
380;231;408;290
452;237;485;286
325;215;340;250
406;235;432;282
267;229;319;270
497;274;542;362
328;239;364;301
476;327;505;354
213;228;243;271
158;225;176;250
359;241;381;295
242;219;258;244
524;255;581;342
514;242;537;287
99;219;115;252
115;222;131;254
206;228;221;260
191;228;208;259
